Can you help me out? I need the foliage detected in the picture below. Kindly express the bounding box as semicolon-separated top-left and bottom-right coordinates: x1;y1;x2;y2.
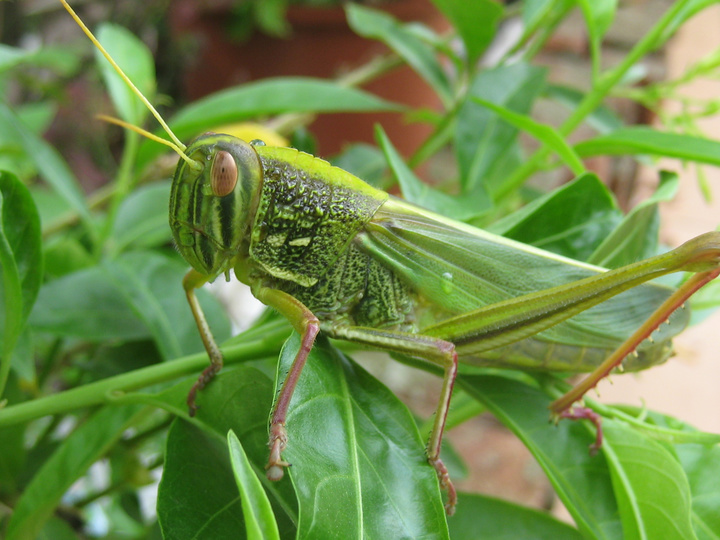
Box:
2;0;720;538
221;0;409;39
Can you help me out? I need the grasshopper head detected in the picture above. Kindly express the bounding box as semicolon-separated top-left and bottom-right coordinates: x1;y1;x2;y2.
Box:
169;133;263;277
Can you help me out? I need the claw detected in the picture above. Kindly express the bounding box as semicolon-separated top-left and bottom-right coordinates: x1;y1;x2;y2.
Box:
559;406;603;454
266;422;290;481
429;455;457;516
186;363;222;417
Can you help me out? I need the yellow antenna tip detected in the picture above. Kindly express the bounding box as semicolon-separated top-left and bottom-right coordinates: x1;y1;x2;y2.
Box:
97;115;200;170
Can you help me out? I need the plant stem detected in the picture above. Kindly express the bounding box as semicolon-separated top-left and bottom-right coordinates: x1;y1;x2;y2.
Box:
0;323;288;427
497;0;697;202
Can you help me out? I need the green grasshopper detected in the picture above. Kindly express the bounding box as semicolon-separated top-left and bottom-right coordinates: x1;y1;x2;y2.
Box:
62;0;720;515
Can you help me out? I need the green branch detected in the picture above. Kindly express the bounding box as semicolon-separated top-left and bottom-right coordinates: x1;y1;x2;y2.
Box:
0;323;288;427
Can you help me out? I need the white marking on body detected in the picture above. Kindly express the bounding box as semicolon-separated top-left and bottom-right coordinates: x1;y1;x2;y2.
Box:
267;234;287;247
289;237;311;247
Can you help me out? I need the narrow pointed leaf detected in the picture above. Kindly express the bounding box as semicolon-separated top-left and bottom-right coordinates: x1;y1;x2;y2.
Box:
110;181;173;252
0;102;94;238
377;125;488;219
156;367;298;539
575;127;720;166
137;78;400;169
472;97;586;175
455;64;546;195
347;4;452;103
546;84;624;133
97;23;156;126
30;252;229;355
429;0;502;65
0;172;42;378
228;430;281;540
101;251;231;360
577;0;617;74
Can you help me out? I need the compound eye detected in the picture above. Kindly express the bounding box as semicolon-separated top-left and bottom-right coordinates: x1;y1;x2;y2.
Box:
210;150;238;196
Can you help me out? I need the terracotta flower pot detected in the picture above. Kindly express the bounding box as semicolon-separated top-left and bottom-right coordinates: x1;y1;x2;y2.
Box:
170;0;448;156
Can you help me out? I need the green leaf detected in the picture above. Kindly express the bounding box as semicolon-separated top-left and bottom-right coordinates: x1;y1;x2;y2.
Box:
156;367;298;539
376;125;490;218
42;236;94;278
279;335;450;539
461;375;622;540
331;143;388;189
30;263;149;341
574;127;720;166
101;252;231;360
0;44;31;72
29;187;73;232
577;0;617;76
676;444;720;539
9;328;35;383
0;44;80;76
253;0;290;37
0;171;42;391
227;430;281;540
346;4;452;103
522;0;559;29
610;408;720;538
588;170;679;268
97;23;156;126
0;172;42;324
159;422;257;539
156;338;450;538
0;390;25;498
30;251;230;356
518;0;574;57
110;181;173;253
429;0;502;65
455;63;546;196
36;517;81;540
578;0;617;40
5;405;145;540
449;492;583;539
688;276;720;324
0;103;58;182
472;97;586;176
603;420;696;540
0;102;95;241
488;173;622;261
545;84;624;134
137;78;400;169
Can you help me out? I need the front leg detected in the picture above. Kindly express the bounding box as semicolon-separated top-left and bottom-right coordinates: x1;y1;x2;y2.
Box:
184;269;224;416
251;286;320;482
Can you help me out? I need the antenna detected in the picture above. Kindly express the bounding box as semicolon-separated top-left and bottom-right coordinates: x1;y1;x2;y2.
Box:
59;0;198;169
97;115;200;169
